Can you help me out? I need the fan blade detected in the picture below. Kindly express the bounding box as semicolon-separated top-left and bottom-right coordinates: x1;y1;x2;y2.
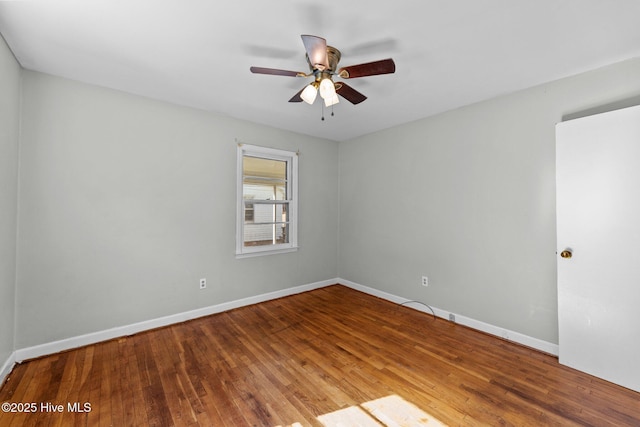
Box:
336;82;367;105
289;87;305;103
250;66;305;77
301;34;328;70
338;58;396;79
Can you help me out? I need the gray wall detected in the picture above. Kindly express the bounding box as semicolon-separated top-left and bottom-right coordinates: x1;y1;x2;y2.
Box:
8;52;640;352
0;36;20;367
339;57;640;344
15;71;339;348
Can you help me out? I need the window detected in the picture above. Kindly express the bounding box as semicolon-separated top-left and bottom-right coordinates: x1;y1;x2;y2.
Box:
236;144;298;257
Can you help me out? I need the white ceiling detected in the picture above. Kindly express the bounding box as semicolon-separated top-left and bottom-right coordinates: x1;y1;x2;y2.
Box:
1;1;640;142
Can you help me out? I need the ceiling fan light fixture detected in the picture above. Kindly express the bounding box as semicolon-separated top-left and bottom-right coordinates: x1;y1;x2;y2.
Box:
319;77;336;100
324;92;340;107
300;83;318;104
250;34;396;108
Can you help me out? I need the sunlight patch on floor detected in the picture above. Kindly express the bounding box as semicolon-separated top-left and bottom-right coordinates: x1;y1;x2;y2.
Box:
316;394;447;427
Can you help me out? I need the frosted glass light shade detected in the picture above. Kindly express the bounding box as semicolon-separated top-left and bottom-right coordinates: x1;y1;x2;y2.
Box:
324;92;340;107
319;78;336;100
300;84;317;104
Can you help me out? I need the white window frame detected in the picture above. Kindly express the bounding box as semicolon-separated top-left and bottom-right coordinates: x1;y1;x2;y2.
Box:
236;144;298;258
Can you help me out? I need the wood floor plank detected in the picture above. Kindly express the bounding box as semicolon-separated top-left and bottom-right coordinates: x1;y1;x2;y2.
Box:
1;285;639;426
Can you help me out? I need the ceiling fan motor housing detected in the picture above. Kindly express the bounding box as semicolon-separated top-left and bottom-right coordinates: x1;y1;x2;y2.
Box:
307;46;341;73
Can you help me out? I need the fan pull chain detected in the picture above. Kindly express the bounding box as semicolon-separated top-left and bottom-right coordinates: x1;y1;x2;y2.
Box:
320;103;336;121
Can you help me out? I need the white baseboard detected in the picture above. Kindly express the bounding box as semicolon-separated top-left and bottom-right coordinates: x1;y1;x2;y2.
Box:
11;277;558;366
14;278;336;362
337;278;559;356
0;351;16;386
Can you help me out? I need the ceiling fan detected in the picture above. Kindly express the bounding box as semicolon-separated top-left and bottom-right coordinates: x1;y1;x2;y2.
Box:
250;35;395;107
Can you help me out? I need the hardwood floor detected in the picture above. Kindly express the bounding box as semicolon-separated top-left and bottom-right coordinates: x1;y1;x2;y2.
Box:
1;285;639;426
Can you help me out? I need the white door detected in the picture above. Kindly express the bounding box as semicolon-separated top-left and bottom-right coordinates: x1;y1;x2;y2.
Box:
556;104;640;393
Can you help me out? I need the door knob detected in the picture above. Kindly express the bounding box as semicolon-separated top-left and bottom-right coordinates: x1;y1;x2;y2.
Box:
560;249;573;259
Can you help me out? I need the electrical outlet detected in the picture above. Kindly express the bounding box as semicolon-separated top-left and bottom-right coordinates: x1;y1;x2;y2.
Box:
199;278;206;289
449;313;455;322
421;276;428;287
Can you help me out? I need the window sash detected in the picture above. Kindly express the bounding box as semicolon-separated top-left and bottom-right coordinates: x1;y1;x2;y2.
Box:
236;144;298;257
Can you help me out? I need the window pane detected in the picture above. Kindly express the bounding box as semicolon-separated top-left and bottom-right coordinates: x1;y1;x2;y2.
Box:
243;223;289;246
243;156;287;181
244;202;288;224
274;184;286;200
243;182;286;200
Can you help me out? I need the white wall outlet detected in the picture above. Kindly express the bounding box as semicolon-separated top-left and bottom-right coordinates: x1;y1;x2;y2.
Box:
199;278;206;289
421;276;428;287
449;313;456;322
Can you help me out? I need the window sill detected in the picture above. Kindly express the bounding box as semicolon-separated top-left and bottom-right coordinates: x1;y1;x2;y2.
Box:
235;246;298;259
